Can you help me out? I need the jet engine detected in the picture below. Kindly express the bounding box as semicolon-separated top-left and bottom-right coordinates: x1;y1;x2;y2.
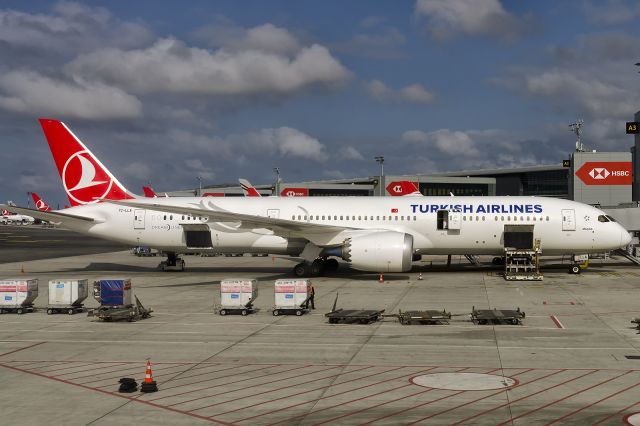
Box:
325;231;414;272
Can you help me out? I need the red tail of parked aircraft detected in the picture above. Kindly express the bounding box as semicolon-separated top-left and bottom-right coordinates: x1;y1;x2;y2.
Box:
30;192;52;212
38;118;135;206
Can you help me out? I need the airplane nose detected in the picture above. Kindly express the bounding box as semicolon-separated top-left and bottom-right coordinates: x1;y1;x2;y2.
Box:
621;227;632;246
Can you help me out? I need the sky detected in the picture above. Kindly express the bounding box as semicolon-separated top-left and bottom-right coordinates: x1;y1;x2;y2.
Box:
0;0;639;208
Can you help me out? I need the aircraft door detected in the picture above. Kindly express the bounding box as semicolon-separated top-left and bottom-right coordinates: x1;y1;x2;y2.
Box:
267;209;279;219
134;209;145;229
561;209;575;231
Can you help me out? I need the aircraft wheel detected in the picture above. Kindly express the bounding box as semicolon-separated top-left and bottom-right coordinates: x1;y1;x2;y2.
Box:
324;258;339;272
294;263;309;277
310;260;325;277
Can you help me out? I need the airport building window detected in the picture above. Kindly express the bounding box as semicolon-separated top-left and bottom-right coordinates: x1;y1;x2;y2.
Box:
395;216;398;221
419;182;489;196
546;216;550;221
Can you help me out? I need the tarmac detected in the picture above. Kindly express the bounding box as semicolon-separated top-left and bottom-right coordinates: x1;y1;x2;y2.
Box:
1;226;640;425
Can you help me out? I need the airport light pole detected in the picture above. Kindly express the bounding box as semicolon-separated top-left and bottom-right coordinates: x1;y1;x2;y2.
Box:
273;167;280;197
374;156;384;196
197;176;202;196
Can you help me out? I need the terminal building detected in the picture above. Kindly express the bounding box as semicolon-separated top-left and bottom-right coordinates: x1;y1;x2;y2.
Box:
172;110;640;232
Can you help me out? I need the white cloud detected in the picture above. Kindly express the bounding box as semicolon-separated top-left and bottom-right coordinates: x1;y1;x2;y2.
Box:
333;17;406;58
0;1;153;53
582;0;640;25
415;0;524;40
0;70;142;120
68;37;351;96
506;69;636;120
193;22;301;55
365;80;435;104
242;127;329;162
403;129;479;156
338;146;365;161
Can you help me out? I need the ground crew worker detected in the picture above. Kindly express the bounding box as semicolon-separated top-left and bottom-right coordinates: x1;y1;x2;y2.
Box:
306;282;315;309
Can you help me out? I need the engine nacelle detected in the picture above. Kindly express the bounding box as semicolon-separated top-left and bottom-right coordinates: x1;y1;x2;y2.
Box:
342;232;414;272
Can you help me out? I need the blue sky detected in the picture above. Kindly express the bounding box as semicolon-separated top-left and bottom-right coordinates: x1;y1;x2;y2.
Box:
0;0;639;207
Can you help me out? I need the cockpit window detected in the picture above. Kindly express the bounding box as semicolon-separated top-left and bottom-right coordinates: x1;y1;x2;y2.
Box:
597;215;610;222
605;215;616;222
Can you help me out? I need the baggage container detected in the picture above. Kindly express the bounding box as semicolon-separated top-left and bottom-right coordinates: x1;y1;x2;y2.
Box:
273;279;311;316
48;279;88;306
47;279;89;314
94;279;132;307
0;278;38;313
219;278;257;315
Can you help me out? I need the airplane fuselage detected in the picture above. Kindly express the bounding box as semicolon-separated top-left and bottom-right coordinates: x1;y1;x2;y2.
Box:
59;196;628;256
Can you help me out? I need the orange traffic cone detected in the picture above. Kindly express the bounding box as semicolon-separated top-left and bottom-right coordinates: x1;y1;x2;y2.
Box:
140;360;158;392
379;273;384;283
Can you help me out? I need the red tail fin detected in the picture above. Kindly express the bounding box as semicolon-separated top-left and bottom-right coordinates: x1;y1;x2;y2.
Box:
386;181;422;196
30;192;52;212
38;119;134;206
142;186;157;198
238;178;262;197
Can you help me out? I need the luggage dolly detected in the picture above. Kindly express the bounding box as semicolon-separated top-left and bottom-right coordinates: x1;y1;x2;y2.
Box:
632;317;640;332
88;296;153;322
387;309;451;325
324;293;385;324
0;304;34;315
272;294;312;317
47;305;85;315
471;306;525;325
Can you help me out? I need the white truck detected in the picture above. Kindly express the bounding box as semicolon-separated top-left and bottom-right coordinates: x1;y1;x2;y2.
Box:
272;279;312;316
0;278;38;314
47;279;89;315
218;278;258;316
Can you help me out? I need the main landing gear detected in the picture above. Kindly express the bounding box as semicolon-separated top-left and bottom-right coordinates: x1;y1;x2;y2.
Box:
158;252;185;272
569;263;581;275
293;258;339;277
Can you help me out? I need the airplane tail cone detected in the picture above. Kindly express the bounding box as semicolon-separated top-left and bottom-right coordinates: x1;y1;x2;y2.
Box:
140;360;158;392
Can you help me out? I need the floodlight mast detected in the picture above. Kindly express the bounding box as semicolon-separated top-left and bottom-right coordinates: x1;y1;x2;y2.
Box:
569;119;585;152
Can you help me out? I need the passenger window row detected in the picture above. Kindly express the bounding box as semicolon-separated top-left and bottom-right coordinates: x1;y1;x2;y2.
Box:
290;215;418;222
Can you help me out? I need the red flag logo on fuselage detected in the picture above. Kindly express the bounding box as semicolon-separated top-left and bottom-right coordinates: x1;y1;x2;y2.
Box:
62;150;113;205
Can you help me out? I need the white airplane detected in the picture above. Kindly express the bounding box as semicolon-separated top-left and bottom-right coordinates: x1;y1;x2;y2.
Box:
2;118;631;276
1;207;35;225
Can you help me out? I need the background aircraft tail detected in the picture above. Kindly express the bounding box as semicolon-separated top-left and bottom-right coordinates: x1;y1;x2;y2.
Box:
38;118;135;206
239;178;262;197
142;186;157;198
30;192;52;212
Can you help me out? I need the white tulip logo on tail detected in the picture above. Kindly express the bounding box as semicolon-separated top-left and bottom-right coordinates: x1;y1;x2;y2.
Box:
62;150;113;204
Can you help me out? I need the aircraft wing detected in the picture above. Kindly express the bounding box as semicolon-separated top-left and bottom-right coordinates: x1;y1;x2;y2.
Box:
0;205;95;225
106;199;353;237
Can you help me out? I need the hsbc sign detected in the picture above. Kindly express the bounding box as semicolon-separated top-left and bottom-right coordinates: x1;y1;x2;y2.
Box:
280;187;308;197
576;162;632;185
